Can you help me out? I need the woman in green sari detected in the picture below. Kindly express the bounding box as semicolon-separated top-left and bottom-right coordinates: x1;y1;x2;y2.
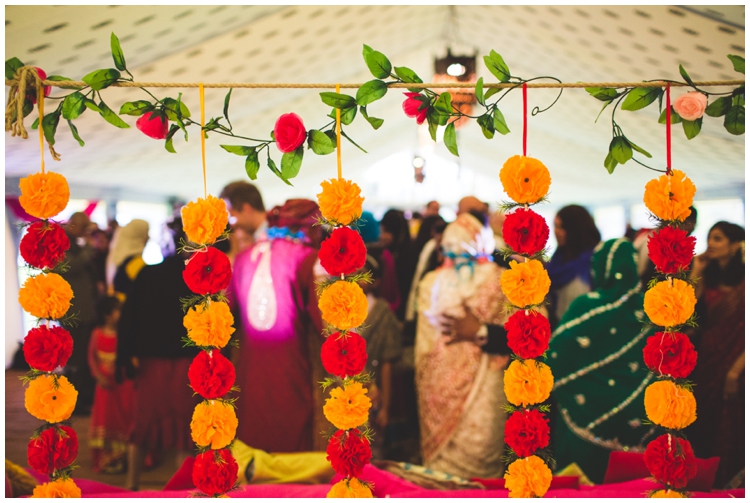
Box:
548;238;656;484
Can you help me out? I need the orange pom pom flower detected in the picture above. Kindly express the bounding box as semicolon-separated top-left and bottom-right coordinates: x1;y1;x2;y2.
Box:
504;359;554;407
190;401;238;450
25;375;78;423
318;280;368;330
643;279;696;328
500;260;551;308
326;478;373;498
181;195;229;245
18;273;73;320
644;380;696;430
317;178;364;226
31;478;82;498
183;301;236;348
651;490;686;498
323;382;372;431
643;170;696;222
499;155;551;205
19;172;70;220
504;455;553;498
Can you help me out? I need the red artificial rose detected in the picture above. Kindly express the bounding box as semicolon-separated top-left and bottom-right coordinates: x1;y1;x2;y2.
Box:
27;426;78;475
402;92;428;125
504;409;550;458
647;226;696;275
136;111;169;140
274;113;306;153
321;332;367;378
188;350;235;399
319;227;367;276
183;247;232;295
20;221;70;270
502;208;550;256
192;448;238;496
643;332;697;379
25;68;51;105
23;326;74;372
644;434;698;489
326;429;372;479
504;310;551;359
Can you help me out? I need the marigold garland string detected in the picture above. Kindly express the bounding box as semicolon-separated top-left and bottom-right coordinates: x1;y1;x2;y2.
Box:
318;84;373;499
180;82;239;498
499;86;555;499
17;80;81;498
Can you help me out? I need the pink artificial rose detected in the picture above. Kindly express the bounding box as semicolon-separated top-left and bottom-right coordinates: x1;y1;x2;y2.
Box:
136;111;169;140
27;68;51;104
672;92;708;121
402;92;428;125
274;113;306;153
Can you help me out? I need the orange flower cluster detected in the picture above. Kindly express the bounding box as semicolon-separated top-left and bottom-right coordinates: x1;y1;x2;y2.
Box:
327;478;373;498
183;301;236;348
317;178;364;226
31;478;81;498
25;375;77;423
644;170;696;222
19;273;74;320
190;401;239;450
181;195;229;245
318;280;368;331
498;155;555;498
19;172;70;220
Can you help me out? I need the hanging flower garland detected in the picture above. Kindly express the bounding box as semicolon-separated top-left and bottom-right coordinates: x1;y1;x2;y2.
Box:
16;78;81;498
316;86;373;499
498;84;555;499
640;86;699;499
180;84;239;498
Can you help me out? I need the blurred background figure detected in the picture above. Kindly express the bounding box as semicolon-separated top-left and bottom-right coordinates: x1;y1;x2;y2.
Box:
424;200;440;217
358;211;400;314
88;227;111;296
110;219;150;301
380;209;414;321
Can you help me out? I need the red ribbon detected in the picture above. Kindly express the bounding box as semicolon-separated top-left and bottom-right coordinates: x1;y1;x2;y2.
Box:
665;83;672;174
522;82;528;157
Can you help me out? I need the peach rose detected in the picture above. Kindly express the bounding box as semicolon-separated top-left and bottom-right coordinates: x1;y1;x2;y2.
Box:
672;92;707;121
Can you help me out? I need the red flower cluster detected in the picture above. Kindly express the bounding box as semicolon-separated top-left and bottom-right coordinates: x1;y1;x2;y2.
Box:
188;350;235;400
504;310;551;359
23;326;74;372
319;227;367;276
504;409;550;458
402;92;428;125
26;67;51;105
642;332;697;379
326;429;372;479
274;113;307;153
192;448;238;497
644;434;698;489
27;426;78;475
502;209;550;256
647;227;696;275
20;221;70;270
136;112;169;140
321;332;367;379
183;247;232;295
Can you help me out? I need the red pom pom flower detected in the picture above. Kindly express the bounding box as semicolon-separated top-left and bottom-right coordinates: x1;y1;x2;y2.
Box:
502;208;550;256
183;247;232;295
504;409;550;458
319;227;367;277
402;92;428;125
192;448;238;497
188;350;235;399
326;429;372;479
321;332;367;379
504;310;551;359
25;67;51;104
136;111;169;140
27;426;78;475
647;226;696;275
20;221;70;270
644;434;698;489
274;113;306;153
23;326;74;372
643;332;697;379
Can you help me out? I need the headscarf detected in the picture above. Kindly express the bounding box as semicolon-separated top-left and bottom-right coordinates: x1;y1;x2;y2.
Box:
266;198;320;246
357;211;380;245
110;219;149;267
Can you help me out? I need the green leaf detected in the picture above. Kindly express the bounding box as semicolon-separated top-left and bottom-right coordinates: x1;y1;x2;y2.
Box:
31;118;39;130
594;100;613;123
477;113;495;139
325;130;338;149
493;108;510;135
678;65;694;87
428;106;448;127
42;109;61;146
83;99;102;113
81;68;121;91
163;97;191;120
223;88;233;129
603;152;618;174
164;124;179;153
427;117;438;142
657;106;682;124
341;130;367;154
443;122;458;156
728;54;745;74
245;151;260;180
475;77;485;106
705;96;732;117
585;87;619;101
110;32;127;71
221;145;256;156
483;50;511;83
97;100;130;128
355;79;387;106
119;100;153;116
46;75;82;90
360;106;384;130
362;44;392;79
340;105;357;125
724;105;744;135
628;140;652;158
434;92;453;115
281;146;304;179
394;66;423;92
319;92;356;109
267;156;292;186
308;129;335;155
61;92;87;120
621;87;662;111
609;136;632;164
5;57;24;80
682;117;702;140
67;120;84;146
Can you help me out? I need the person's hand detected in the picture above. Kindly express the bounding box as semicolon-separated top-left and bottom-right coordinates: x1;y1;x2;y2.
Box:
723;371;740;400
440;309;483;345
375;408;389;430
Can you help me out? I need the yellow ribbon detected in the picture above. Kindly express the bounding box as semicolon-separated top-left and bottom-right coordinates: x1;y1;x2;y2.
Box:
38;84;44;174
335;84;342;180
199;83;207;198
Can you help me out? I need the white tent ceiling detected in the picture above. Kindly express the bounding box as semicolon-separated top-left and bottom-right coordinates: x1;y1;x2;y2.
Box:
5;5;746;211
